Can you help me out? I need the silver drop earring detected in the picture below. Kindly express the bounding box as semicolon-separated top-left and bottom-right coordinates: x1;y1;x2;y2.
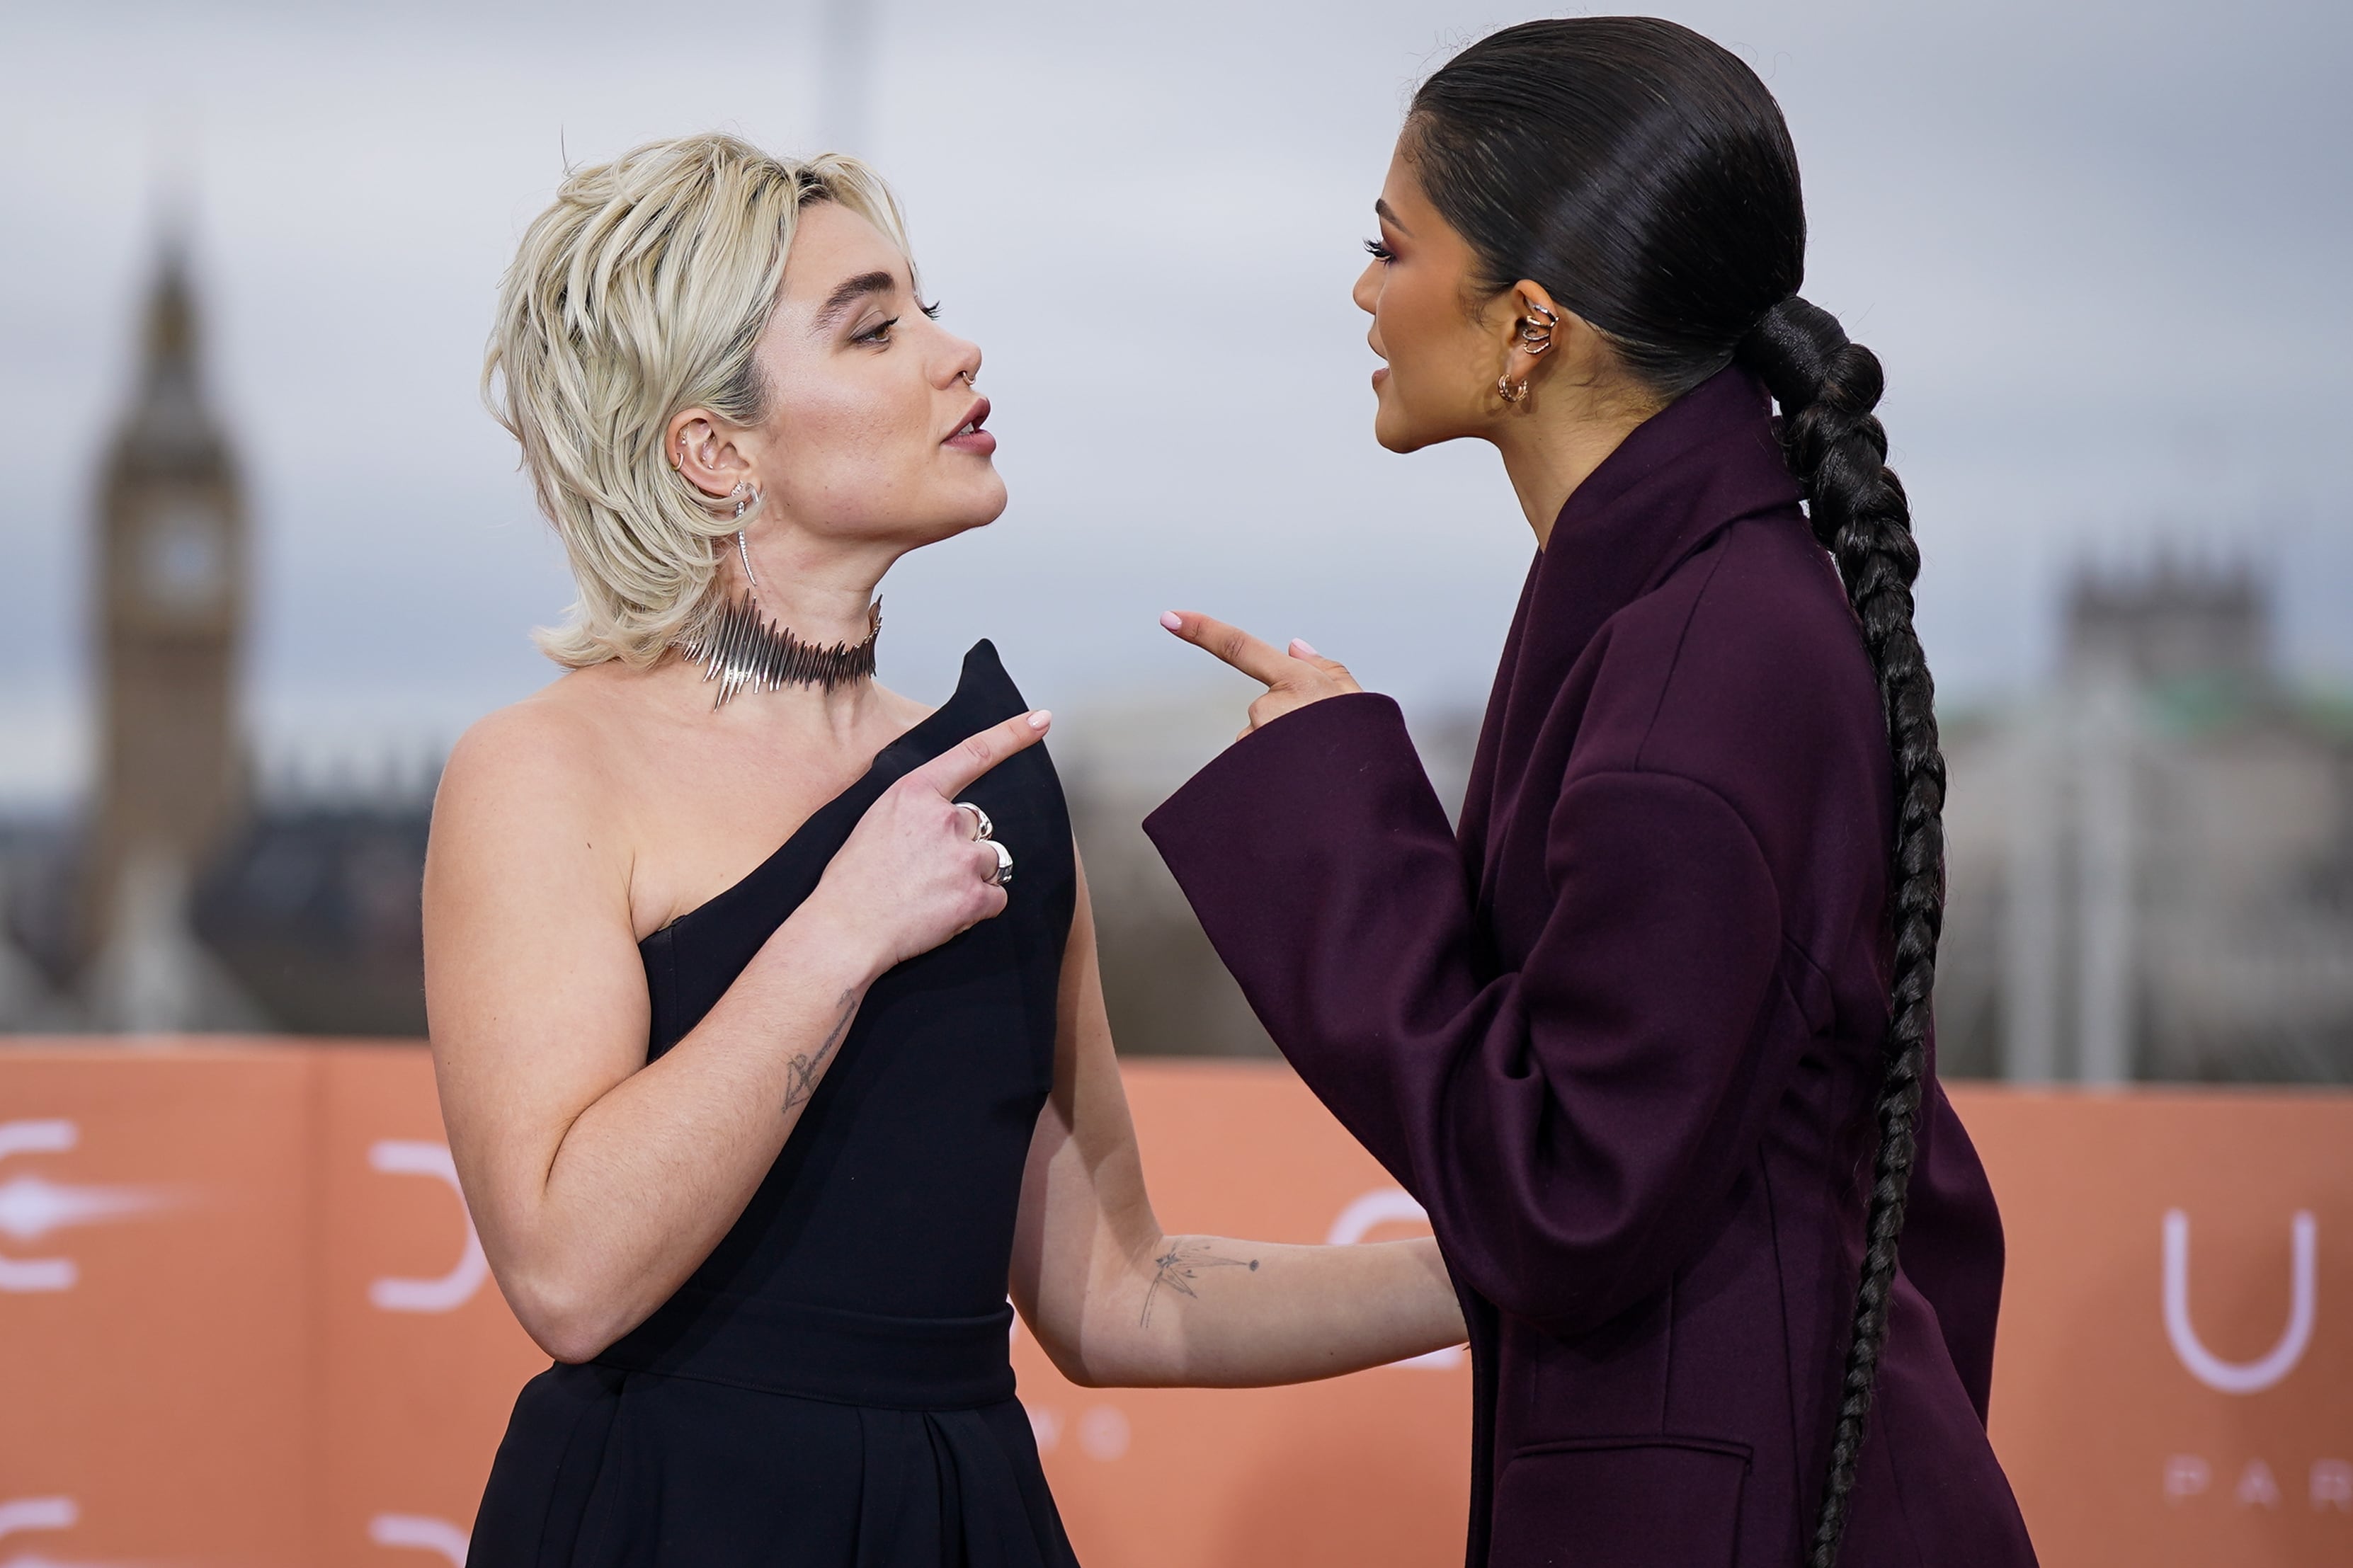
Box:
674;526;882;709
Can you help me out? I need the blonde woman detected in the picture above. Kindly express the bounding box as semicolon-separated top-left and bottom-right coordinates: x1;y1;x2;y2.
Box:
425;134;1464;1566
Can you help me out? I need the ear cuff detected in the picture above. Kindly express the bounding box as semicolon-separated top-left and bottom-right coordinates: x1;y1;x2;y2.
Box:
1515;300;1558;355
1498;299;1557;404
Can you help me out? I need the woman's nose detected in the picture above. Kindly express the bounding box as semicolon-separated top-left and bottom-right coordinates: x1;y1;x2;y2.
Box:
942;333;983;387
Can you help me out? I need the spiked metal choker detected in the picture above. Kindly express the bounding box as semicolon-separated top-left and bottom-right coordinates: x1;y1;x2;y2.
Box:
676;532;882;709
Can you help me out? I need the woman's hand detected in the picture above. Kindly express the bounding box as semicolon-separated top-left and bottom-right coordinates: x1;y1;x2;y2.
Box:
1158;611;1363;738
804;710;1053;976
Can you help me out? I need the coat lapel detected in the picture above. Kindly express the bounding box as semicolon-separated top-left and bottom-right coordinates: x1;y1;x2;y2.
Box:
1462;367;1803;908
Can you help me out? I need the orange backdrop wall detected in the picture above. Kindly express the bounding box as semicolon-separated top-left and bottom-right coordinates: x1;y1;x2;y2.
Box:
1;1043;2347;1566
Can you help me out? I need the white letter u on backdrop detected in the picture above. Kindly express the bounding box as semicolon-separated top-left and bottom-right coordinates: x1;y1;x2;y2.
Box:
2162;1208;2316;1395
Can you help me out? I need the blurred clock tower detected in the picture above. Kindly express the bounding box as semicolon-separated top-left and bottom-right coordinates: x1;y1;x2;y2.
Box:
79;238;253;1026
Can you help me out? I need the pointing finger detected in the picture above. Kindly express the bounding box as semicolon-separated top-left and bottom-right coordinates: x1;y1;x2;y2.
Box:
1159;610;1297;689
1289;639;1360;687
911;710;1052;799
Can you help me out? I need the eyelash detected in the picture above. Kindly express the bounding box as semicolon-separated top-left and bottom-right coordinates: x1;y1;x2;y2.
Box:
1363;238;1395;262
855;301;942;345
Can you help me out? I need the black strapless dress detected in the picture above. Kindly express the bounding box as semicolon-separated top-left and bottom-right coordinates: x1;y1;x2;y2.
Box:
469;642;1081;1568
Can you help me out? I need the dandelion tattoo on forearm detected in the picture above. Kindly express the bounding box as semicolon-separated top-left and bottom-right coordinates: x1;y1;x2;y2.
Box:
1139;1237;1260;1328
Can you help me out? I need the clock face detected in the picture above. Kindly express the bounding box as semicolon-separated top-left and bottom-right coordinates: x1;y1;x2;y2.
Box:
139;500;231;612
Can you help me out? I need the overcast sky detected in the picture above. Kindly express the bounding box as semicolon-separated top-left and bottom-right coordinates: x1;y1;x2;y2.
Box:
1;0;2346;806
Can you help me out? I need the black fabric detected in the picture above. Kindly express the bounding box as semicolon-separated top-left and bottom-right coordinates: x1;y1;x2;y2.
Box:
469;641;1081;1568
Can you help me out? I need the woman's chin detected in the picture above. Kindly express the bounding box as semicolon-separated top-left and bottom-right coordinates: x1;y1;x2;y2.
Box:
970;472;1010;525
925;480;1010;542
1372;411;1428;454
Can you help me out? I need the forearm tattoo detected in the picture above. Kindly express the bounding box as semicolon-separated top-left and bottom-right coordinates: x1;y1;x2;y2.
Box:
1139;1236;1260;1328
782;989;860;1114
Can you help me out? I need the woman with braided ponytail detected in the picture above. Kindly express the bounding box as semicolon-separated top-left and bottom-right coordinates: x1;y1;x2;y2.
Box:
1149;18;2036;1568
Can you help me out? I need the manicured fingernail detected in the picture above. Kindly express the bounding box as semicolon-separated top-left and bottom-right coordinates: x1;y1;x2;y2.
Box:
1291;638;1320;658
1160;611;1184;631
1027;710;1052;730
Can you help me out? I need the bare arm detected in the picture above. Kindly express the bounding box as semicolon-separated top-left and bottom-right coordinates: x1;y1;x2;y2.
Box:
1008;857;1466;1388
427;704;1049;1363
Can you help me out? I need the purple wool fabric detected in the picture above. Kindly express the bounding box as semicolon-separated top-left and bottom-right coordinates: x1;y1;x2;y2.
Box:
1144;368;2037;1568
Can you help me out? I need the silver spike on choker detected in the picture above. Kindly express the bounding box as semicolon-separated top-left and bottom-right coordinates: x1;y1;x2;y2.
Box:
676;531;882;708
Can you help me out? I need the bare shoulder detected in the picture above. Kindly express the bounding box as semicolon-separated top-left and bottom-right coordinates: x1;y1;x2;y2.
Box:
429;668;635;889
444;669;608;783
424;667;654;1115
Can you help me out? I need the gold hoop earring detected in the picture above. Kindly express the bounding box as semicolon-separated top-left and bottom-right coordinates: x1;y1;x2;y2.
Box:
1498;374;1529;404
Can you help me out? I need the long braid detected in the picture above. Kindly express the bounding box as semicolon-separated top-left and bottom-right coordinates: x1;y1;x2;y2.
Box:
1740;297;1947;1567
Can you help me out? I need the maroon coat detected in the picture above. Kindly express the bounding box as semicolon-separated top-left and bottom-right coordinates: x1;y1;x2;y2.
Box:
1144;369;2037;1568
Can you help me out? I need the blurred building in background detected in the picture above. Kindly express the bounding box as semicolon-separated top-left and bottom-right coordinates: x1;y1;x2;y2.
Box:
0;238;435;1038
76;234;258;1031
1938;559;2353;1083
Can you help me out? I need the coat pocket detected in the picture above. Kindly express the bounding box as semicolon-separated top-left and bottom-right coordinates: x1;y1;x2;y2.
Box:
1491;1435;1750;1567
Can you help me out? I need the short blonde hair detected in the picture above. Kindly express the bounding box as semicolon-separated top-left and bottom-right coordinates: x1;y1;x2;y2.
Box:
485;132;914;668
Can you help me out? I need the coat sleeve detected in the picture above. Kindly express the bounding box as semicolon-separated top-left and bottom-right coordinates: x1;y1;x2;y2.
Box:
1144;693;1791;1335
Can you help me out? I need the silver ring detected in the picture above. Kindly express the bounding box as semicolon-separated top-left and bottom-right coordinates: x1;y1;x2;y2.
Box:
953;801;993;840
983;839;1014;888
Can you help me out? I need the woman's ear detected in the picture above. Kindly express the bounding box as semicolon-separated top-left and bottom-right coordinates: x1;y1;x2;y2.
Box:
1488;281;1568;401
1505;282;1635;406
1505;281;1563;357
667;410;751;501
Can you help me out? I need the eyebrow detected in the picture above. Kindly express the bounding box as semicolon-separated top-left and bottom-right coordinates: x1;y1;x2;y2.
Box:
814;270;900;332
1374;198;1411;236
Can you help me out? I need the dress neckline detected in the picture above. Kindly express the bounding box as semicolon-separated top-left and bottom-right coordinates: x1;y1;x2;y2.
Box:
639;641;1003;951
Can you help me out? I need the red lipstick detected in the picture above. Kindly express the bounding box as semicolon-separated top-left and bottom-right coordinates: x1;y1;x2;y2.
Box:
945;396;995;456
